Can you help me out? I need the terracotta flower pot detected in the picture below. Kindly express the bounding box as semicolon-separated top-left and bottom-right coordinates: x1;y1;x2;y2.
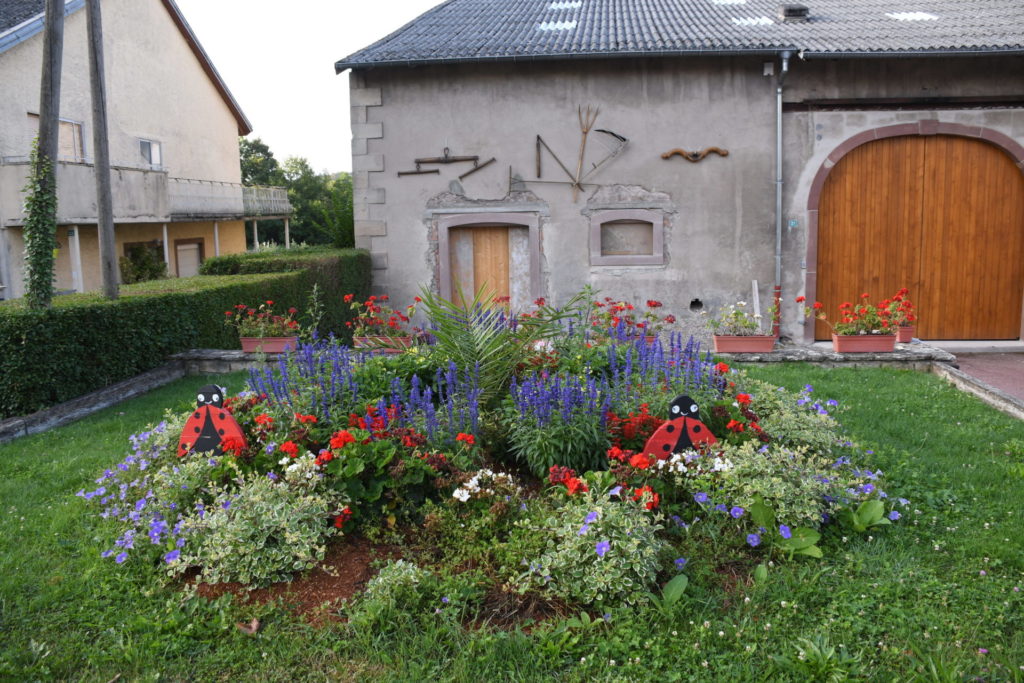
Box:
896;326;915;343
831;334;896;353
240;336;298;353
712;335;776;353
353;335;414;353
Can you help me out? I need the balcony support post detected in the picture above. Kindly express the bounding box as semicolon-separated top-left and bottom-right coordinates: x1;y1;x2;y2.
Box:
213;221;220;256
252;219;259;248
162;223;169;268
284;217;291;249
69;225;83;292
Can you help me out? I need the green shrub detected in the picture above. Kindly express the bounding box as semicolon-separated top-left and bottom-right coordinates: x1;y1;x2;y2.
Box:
174;460;344;587
0;249;370;418
518;488;666;607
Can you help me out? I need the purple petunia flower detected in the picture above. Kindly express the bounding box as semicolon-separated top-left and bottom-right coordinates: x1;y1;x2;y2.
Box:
221;500;232;510
267;472;279;481
609;486;622;497
578;524;590;536
888;510;901;521
779;524;792;539
747;533;761;547
694;492;709;504
584;511;599;524
441;596;449;604
164;549;181;563
715;503;728;512
674;557;688;570
115;552;128;564
595;540;611;558
730;506;745;519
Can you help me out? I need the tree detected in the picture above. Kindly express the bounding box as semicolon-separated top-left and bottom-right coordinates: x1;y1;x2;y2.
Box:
239;137;284;186
311;174;354;248
24;0;65;308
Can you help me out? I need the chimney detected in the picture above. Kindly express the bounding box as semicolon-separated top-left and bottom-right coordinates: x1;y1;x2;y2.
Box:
778;4;810;22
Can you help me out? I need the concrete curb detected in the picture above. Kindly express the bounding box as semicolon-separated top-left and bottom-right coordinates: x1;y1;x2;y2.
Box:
930;361;1024;421
0;349;289;445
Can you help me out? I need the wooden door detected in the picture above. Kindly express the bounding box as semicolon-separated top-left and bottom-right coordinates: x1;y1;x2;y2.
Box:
449;226;510;307
817;135;1024;339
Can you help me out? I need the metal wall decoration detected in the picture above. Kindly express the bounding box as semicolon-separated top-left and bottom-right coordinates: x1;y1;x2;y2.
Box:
397;147;497;178
661;147;730;163
529;105;628;200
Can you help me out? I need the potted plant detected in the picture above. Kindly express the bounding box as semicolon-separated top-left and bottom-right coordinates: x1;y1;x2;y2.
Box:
797;293;896;352
224;300;300;353
345;293;419;352
704;300;776;353
887;288;917;342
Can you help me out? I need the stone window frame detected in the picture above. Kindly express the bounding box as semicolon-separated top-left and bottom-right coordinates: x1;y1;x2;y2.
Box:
436;211;542;302
589;208;665;266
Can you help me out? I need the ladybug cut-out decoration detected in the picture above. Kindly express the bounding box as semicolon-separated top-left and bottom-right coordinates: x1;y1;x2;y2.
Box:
641;395;718;460
177;384;247;458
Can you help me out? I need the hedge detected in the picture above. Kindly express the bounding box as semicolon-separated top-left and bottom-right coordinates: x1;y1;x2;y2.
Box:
0;249;371;419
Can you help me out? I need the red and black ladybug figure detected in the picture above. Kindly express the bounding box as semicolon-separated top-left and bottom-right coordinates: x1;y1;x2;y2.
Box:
177;385;247;458
641;395;718;460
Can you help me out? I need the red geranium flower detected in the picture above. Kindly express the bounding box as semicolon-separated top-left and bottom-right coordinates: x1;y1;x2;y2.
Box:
280;441;299;457
716;362;730;374
455;432;476;446
330;430;356;449
735;393;751;406
629;452;653;470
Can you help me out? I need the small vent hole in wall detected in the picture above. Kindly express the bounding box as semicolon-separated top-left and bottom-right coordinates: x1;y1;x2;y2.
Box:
689;298;704;312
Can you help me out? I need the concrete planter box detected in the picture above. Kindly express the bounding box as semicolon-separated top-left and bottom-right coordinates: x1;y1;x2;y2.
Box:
831;334;896;353
712;335;776;353
240;336;298;353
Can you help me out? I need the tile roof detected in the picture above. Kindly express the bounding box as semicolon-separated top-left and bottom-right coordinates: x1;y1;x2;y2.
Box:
336;0;1024;71
0;0;45;35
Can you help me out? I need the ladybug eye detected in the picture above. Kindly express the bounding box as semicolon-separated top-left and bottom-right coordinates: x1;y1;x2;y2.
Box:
689;404;698;413
671;405;680;414
198;393;205;402
212;394;220;403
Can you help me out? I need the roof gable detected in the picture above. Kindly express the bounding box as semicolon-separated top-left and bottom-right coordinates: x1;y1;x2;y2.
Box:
336;0;1024;71
0;0;251;135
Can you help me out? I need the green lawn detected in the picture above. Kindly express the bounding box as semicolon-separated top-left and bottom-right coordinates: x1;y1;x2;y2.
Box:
1;364;1022;681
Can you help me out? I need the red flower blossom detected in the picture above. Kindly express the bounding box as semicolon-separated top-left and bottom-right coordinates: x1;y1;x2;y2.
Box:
735;393;751;406
565;477;589;496
646;300;663;308
795;296;806;303
254;413;274;426
280;441;299;457
221;436;245;456
294;412;318;424
716;362;730;374
629;452;653;470
726;419;745;433
455;432;476;446
334;506;353;528
632;485;660;510
330;430;356;450
534;297;546;307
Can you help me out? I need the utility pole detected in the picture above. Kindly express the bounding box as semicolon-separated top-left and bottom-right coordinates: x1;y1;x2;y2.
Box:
28;0;65;308
86;0;118;299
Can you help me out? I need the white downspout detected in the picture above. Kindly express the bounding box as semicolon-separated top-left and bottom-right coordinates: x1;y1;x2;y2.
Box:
773;50;792;337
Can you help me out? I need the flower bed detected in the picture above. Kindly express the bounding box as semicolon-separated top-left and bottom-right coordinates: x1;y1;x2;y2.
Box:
77;287;905;615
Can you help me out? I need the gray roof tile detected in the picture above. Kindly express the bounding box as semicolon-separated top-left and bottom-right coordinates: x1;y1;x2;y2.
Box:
336;0;1024;70
0;0;45;34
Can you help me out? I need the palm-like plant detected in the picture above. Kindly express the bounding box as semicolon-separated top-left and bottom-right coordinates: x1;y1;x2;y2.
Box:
418;286;588;407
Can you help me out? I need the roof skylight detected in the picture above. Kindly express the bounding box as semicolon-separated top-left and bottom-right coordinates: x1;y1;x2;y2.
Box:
885;11;939;21
731;16;773;26
538;20;578;31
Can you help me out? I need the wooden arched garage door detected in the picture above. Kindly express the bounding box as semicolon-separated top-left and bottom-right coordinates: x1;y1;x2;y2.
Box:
817;134;1024;340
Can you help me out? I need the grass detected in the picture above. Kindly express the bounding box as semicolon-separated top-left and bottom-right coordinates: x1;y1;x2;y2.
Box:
1;364;1023;680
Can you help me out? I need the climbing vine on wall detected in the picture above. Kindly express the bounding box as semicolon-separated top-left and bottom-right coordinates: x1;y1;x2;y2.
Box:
22;140;58;309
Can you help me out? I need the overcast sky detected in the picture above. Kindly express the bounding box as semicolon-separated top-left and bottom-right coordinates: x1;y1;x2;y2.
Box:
173;0;440;174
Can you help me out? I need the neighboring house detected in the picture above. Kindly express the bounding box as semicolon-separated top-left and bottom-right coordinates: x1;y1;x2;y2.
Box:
0;0;290;299
335;0;1024;342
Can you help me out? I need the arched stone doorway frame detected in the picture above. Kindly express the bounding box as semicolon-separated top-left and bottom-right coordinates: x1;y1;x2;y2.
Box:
802;119;1024;343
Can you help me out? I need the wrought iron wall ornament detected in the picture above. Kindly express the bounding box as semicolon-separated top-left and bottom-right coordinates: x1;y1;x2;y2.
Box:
398;147;497;177
660;147;730;162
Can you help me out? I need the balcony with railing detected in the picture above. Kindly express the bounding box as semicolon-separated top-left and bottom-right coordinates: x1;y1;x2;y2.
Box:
242;185;292;218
